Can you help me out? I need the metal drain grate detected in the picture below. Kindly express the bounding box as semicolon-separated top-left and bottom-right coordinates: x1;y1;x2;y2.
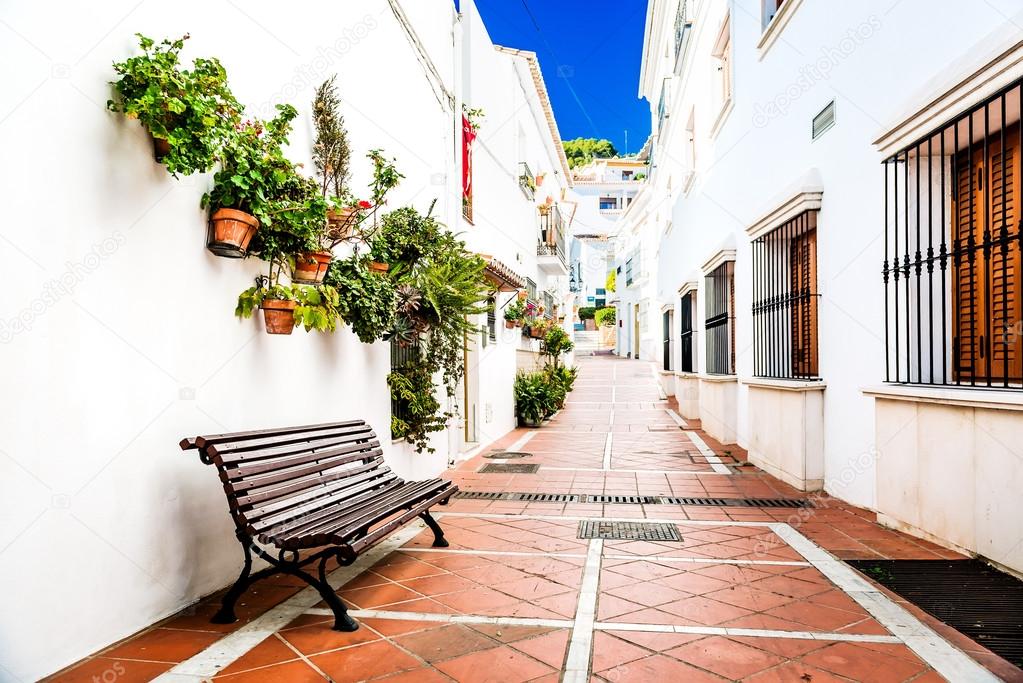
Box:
659;497;811;508
478;463;540;474
450;491;813;508
584;494;658;505
517;493;578;503
578;521;682;541
482;451;533;459
848;559;1023;668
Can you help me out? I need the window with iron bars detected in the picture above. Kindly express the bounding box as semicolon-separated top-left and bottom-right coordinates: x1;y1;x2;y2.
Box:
705;262;735;374
389;339;421;430
679;290;695;372
752;211;820;379
486;297;496;343
543;291;555;319
662;309;674;371
882;78;1023;388
525;277;537;304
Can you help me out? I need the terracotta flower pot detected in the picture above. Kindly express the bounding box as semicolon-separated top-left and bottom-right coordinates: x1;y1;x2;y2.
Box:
517;291;528;300
293;250;332;285
368;261;390;274
326;207;359;241
505;319;515;329
208;208;260;258
260;298;296;335
151;135;171;161
514;320;522;328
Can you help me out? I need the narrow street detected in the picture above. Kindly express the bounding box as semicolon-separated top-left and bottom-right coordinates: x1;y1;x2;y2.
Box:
55;355;1018;682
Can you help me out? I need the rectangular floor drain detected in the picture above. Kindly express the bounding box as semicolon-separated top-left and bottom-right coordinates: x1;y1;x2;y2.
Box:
578;521;682;541
478;463;540;474
451;492;812;508
847;559;1023;668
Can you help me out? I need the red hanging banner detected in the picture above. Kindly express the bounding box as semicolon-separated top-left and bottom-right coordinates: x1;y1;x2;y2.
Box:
462;114;476;219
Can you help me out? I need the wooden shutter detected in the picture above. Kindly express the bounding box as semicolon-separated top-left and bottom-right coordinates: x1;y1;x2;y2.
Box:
790;228;818;377
989;126;1022;380
952;147;983;380
953;125;1022;382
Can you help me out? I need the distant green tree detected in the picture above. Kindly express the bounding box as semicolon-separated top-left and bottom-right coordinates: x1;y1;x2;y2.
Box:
563;137;619;168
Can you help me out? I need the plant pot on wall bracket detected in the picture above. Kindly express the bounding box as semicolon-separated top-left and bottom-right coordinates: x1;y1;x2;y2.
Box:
150;133;171;161
260;298;296;335
505;319;516;329
207;208;259;258
292;250;332;285
367;261;389;275
326;207;358;242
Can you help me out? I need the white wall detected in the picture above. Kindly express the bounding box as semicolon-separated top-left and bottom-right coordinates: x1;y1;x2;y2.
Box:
641;0;1017;513
0;1;464;678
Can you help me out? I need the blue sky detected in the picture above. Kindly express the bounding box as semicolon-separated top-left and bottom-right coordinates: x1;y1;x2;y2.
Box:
472;0;651;157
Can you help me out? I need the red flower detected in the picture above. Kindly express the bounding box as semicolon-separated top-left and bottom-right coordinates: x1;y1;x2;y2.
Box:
358;200;373;209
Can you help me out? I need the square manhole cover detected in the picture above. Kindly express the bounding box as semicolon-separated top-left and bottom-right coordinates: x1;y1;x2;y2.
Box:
478;463;540;474
577;521;682;542
482;451;533;459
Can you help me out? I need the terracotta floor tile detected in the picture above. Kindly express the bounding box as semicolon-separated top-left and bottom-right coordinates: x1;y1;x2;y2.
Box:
509;630;571;669
743;660;850;683
394;624;497;662
434;644;554;682
596;653;727;682
215;659;325;682
400;572;477;597
101;627;223;663
468;624;560;643
657;595;754;625
589;631;652;672
310;640;422;683
279;620;380;656
49;658;174;683
216;635;299;675
433;586;523;612
801;642;929;682
338;582;426;609
370;667;452;683
664;635;786;679
494;576;574;601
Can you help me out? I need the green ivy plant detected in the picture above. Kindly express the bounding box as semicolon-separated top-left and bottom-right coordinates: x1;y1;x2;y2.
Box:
293;285;342;333
108;33;241;176
323;256;396;342
594;306;616;328
388;359;448;453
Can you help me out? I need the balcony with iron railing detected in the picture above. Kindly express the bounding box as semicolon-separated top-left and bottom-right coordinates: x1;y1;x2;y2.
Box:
518;161;535;201
537;204;568;274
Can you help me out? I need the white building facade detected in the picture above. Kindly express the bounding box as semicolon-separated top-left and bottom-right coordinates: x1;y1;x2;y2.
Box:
636;0;1023;577
0;0;571;678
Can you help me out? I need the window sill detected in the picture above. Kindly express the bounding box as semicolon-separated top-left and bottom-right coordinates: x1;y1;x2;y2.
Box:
756;0;804;59
699;374;738;384
674;371;699;378
862;384;1023;412
742;377;825;392
708;98;733;140
681;170;696;197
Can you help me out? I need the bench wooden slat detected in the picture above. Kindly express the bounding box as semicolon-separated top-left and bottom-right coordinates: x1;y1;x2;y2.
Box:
233;456;388;507
280;482;456;551
209;425;375;462
228;447;384;495
344;486;456;554
257;479;409;541
223;439;382;480
194;420;365;450
288;478;445;543
243;469;400;534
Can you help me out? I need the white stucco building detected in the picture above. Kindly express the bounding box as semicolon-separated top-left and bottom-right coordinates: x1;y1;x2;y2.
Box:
633;0;1023;577
0;0;572;678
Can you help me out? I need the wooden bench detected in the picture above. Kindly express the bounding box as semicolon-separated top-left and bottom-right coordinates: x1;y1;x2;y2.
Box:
181;419;457;631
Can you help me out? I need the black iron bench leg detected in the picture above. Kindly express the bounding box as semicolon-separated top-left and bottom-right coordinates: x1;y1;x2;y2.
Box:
421;511;449;548
212;538;255;624
315;554;359;632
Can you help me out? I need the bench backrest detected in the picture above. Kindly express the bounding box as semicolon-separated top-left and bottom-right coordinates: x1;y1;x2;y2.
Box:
181;420;398;539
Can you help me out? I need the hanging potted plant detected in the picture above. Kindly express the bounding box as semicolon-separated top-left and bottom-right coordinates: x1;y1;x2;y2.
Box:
201;105;300;257
236;277;298;335
504;298;525;329
108;34;241;176
323;256;396;342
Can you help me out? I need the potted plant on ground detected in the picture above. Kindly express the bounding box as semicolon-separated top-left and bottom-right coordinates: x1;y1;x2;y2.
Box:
514;371;555;427
542;326;575;368
108;34;241;176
